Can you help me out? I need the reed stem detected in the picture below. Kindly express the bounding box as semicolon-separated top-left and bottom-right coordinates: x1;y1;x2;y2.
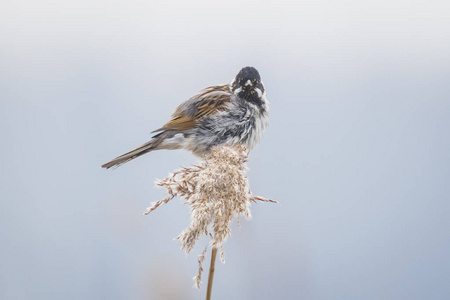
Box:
205;247;218;300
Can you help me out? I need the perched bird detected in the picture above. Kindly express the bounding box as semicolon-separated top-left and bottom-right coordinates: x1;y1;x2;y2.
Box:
101;66;269;169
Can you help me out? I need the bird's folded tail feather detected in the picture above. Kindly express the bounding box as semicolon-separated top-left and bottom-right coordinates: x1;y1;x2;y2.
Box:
101;140;157;169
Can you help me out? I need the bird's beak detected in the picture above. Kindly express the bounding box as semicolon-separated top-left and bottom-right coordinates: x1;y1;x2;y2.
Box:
245;79;252;87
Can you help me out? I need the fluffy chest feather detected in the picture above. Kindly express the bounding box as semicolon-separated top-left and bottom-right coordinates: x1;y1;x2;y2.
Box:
239;95;269;151
193;93;269;152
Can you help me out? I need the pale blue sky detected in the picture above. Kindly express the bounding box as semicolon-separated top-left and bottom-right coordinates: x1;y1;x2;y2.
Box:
1;0;450;299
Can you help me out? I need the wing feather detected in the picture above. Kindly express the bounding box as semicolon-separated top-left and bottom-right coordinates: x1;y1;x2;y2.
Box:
153;84;231;132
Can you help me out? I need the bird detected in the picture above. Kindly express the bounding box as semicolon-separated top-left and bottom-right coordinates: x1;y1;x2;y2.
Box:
101;66;269;169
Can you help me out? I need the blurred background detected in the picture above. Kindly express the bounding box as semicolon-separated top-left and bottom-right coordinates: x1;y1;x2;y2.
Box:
1;0;450;299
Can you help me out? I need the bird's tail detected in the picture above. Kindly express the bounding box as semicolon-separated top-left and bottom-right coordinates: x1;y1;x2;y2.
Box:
101;139;157;169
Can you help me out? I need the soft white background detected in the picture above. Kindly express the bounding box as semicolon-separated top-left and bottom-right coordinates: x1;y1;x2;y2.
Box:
1;0;449;299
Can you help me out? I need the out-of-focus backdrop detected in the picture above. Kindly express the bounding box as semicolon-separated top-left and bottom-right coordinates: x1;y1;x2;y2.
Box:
1;0;449;299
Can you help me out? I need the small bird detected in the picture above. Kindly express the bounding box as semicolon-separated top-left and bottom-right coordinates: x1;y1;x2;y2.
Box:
101;66;269;169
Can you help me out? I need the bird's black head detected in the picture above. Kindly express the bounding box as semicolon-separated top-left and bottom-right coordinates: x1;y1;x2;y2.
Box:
231;66;265;104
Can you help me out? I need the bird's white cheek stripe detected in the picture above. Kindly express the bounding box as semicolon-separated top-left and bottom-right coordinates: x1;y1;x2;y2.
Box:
255;88;263;98
234;87;242;94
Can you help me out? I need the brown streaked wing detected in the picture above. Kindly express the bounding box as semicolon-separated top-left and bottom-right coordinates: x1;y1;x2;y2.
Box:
154;84;231;132
197;84;231;96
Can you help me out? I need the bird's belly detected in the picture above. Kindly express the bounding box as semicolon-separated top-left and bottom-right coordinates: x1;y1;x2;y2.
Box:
189;109;268;155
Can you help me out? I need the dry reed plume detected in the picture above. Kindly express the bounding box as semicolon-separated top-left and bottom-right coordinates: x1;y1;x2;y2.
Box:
144;145;276;289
